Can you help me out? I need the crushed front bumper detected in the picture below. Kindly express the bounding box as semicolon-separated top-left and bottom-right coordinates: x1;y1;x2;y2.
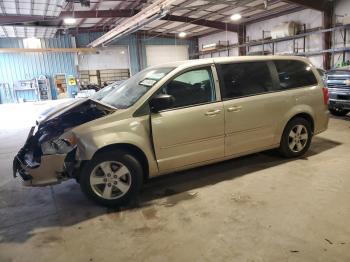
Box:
13;126;68;187
13;154;67;186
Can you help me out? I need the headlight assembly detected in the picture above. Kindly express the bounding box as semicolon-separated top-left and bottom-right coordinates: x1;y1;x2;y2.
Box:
41;133;77;155
62;133;77;147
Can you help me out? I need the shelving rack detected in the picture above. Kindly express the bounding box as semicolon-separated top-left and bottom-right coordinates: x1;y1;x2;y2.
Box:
36;75;52;101
13;79;38;102
78;69;130;88
193;24;350;68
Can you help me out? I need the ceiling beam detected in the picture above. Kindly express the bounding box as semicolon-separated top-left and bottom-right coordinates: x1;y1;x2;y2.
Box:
65;25;111;34
0;15;47;25
157;0;281;36
162;15;239;32
62;26;179;39
284;0;329;11
100;0;144;31
77;1;102;29
149;0;256;33
60;10;136;18
0;10;137;25
147;0;200;32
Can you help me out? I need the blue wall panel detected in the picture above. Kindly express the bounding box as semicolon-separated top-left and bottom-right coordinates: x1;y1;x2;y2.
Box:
0;36;77;101
0;33;198;103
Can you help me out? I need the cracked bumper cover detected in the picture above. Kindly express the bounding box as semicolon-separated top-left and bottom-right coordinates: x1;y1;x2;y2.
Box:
12;126;68;187
13;154;67;186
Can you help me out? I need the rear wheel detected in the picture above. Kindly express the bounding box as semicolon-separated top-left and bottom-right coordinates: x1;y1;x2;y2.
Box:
279;117;312;158
80;150;143;207
329;107;349;116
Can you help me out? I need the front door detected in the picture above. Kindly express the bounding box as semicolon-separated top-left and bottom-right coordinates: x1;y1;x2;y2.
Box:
151;66;225;171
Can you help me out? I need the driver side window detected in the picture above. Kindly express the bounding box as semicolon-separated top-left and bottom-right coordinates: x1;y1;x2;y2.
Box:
158;67;216;109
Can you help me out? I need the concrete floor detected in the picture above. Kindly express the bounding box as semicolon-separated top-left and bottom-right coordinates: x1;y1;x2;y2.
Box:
0;102;349;262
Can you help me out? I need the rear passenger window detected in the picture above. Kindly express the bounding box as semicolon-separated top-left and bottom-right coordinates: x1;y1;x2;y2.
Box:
274;60;317;89
217;62;273;100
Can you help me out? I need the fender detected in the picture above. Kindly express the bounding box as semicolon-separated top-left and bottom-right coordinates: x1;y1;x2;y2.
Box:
72;112;159;177
273;104;315;145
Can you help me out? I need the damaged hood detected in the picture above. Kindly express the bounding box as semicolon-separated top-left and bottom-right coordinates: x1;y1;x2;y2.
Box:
38;98;116;123
37;98;87;123
36;99;116;146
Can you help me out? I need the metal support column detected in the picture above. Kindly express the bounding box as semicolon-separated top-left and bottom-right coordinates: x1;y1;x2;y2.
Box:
238;24;246;56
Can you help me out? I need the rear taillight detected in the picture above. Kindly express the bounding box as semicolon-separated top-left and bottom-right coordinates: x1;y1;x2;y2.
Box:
322;87;329;105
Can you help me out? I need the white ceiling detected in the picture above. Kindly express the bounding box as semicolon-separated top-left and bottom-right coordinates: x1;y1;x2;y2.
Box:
0;0;65;16
0;25;57;38
0;0;302;38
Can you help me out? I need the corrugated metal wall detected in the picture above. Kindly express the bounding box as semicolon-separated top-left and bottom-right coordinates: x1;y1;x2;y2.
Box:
0;36;77;102
76;32;198;73
0;33;198;103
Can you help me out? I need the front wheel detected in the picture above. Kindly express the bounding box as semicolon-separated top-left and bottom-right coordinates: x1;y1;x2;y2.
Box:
279;117;312;158
80;150;143;207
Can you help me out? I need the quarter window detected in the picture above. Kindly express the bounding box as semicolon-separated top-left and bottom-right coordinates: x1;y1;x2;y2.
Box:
217;62;273;99
274;60;317;89
158;67;216;108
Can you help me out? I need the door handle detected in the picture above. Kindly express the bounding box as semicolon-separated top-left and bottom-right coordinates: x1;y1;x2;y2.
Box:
227;106;242;112
205;109;221;116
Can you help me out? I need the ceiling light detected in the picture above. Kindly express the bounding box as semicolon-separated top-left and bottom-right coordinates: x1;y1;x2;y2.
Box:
230;13;242;21
64;17;77;25
178;32;187;38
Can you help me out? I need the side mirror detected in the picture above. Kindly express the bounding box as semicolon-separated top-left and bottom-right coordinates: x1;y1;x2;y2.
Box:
149;94;175;113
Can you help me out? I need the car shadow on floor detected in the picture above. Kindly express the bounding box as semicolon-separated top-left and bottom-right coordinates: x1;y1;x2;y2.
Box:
139;135;341;203
330;114;350;121
0;136;341;243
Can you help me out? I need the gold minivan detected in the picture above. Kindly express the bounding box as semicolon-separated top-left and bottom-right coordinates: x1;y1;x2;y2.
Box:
13;56;329;206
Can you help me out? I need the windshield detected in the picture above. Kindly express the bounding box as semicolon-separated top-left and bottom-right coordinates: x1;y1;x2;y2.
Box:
91;81;124;101
100;67;175;109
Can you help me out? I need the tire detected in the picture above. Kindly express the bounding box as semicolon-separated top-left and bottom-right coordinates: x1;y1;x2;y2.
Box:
279;117;312;158
80;150;143;207
329;107;349;116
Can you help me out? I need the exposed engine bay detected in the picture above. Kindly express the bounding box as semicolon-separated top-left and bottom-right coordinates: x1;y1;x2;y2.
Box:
13;99;115;186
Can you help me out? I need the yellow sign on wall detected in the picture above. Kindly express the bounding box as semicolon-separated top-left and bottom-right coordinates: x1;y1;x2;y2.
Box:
68;76;76;86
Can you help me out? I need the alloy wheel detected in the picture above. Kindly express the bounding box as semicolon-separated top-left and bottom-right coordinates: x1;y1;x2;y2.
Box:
90;161;132;200
288;125;308;153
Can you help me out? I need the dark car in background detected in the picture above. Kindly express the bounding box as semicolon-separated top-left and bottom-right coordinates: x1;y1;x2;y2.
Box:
326;67;350;116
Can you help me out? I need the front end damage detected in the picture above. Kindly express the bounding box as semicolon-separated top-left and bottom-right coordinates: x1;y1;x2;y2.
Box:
13;99;115;186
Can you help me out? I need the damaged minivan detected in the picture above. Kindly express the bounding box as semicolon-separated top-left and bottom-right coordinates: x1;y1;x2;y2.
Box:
13;56;329;207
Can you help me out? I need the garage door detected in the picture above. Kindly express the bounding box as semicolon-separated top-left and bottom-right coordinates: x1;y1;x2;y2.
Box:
78;46;130;70
146;45;189;67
